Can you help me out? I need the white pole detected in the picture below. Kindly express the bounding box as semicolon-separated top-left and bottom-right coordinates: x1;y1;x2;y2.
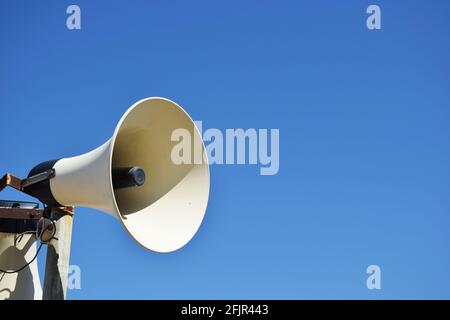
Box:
43;208;74;300
0;232;42;300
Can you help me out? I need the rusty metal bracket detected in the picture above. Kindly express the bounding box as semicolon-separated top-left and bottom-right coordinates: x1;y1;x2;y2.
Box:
49;206;75;218
21;169;55;189
0;207;44;220
0;172;74;221
0;173;24;193
0;170;56;192
0;205;74;221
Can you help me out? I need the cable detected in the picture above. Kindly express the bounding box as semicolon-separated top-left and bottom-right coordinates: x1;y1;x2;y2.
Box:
0;217;57;274
0;242;43;274
14;231;37;246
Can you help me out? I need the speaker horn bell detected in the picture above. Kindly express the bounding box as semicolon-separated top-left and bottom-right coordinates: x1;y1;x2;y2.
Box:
26;97;210;253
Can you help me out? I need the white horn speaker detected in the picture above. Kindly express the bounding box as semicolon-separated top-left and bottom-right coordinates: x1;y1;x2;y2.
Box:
24;97;210;253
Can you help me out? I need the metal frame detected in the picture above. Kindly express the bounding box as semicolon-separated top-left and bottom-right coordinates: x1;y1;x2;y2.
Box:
0;172;73;220
1;172;75;300
0;173;24;193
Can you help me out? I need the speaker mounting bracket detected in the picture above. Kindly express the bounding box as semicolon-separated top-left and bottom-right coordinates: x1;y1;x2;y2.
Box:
0;173;24;193
0;172;73;221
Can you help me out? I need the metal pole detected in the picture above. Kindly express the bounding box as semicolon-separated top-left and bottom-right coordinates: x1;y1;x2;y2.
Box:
43;207;74;300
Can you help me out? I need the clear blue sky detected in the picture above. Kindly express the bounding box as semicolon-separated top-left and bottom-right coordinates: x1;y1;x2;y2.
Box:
1;0;450;299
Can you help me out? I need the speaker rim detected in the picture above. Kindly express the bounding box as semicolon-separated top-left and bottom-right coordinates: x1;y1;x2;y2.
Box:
108;97;210;253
